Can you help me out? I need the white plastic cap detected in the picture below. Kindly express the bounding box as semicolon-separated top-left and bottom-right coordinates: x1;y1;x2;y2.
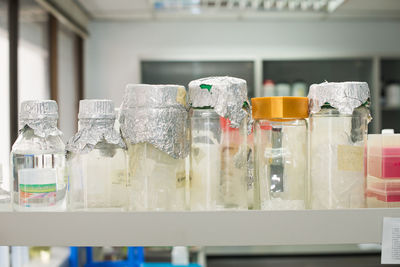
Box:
171;246;189;266
382;129;395;134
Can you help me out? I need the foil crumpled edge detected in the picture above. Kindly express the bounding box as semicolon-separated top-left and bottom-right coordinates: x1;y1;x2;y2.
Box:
119;107;189;159
66;120;126;154
19;119;62;138
188;76;252;133
308;81;370;115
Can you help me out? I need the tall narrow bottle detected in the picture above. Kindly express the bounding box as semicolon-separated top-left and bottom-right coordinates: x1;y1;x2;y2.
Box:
188;76;251;210
67;99;128;211
11;100;66;211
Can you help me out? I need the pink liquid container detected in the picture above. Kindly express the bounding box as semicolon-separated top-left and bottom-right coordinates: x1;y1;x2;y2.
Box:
367;129;400;208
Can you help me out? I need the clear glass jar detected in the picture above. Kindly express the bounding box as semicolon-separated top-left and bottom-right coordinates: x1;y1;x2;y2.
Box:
254;119;307;210
252;97;308;210
68;142;128;211
127;143;186;211
67;99;128;211
120;84;189;211
310;106;369;209
190;108;248;210
11;100;66;211
247;131;255;210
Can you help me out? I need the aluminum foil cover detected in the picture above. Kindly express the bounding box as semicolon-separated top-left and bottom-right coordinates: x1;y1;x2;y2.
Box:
66;100;125;154
188;76;252;130
19;100;62;138
119;84;188;159
308;81;370;114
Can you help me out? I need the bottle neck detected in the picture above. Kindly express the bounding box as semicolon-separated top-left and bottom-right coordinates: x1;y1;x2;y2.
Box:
78;118;115;131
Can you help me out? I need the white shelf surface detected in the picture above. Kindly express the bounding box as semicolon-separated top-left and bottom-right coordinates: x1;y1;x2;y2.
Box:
0;209;399;246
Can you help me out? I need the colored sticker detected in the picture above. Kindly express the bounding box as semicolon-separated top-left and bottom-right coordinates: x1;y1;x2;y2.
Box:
200;84;212;92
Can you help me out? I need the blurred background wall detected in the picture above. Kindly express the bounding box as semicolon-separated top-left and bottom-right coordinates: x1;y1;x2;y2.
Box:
85;20;400;104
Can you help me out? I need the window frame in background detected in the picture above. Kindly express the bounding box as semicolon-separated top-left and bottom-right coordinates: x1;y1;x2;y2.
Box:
6;0;85;146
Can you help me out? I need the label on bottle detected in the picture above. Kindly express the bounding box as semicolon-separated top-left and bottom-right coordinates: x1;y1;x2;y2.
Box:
176;172;186;188
381;217;400;264
337;145;364;172
18;168;57;206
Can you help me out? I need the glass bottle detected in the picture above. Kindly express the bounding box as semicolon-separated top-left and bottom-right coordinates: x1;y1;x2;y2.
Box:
247;130;255;210
11;100;66;211
67;99;128;211
188;76;250;210
308;82;370;209
252;97;308;210
119;84;188;211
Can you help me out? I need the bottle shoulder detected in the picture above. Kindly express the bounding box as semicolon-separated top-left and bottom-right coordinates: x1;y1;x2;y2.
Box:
68;142;126;159
12;131;65;154
190;108;219;118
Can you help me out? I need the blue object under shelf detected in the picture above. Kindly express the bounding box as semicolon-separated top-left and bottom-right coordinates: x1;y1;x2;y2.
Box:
142;264;201;267
70;247;201;267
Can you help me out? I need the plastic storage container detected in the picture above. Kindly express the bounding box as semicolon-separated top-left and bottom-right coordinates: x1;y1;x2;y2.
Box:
11;100;67;211
263;80;275;96
292;82;307;97
188;76;251;210
367;129;400;208
120;84;189;211
67;100;128;211
252;97;308;210
275;83;291;96
308;82;371;209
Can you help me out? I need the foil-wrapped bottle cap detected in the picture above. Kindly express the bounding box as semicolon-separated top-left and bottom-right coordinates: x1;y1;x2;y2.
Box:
122;84;187;108
119;84;188;159
67;99;125;153
78;99;116;120
19;100;58;121
308;81;370;114
18;100;62;138
188;76;251;128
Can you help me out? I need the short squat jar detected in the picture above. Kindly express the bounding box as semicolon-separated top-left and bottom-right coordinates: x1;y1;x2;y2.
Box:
67;100;128;211
308;82;370;209
252;97;308;210
120;84;188;211
188;76;250;210
11;100;67;211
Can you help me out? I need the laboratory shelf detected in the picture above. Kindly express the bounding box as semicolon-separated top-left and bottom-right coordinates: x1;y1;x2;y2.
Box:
0;209;399;246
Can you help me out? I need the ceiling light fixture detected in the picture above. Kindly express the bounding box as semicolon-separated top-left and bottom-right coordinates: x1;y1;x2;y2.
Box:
151;0;347;13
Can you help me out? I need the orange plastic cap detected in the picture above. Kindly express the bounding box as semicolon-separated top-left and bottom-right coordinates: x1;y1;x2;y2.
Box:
251;97;309;120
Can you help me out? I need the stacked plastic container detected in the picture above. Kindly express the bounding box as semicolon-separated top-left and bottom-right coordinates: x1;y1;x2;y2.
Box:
367;129;400;208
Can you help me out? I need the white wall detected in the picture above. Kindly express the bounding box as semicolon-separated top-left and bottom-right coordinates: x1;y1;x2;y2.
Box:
58;24;78;142
85;20;400;104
